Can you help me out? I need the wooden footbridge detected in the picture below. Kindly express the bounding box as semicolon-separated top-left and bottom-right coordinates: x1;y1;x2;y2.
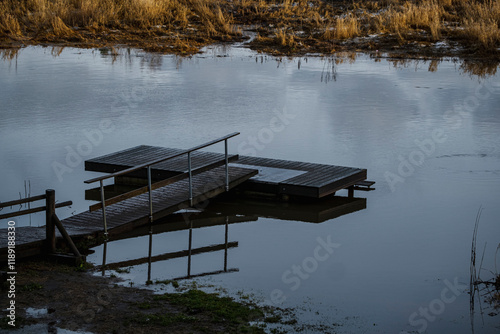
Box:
0;132;374;263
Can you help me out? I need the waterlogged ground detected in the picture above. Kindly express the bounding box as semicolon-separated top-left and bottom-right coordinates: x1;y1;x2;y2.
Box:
1;46;500;333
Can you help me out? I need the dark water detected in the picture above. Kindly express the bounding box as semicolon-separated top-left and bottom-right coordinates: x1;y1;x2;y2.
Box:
1;46;499;333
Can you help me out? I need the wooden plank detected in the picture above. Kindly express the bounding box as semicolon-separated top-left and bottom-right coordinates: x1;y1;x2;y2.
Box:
0;194;46;208
318;170;367;197
284;167;354;186
0;201;72;220
293;168;360;187
356;180;376;187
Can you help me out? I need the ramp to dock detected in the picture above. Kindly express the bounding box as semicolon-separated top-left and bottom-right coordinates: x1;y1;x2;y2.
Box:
63;165;257;236
0;166;257;259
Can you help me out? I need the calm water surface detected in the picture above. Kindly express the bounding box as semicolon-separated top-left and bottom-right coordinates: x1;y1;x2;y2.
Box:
1;46;499;333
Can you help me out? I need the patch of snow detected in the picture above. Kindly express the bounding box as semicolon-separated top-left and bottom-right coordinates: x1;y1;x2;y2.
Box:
434;41;449;48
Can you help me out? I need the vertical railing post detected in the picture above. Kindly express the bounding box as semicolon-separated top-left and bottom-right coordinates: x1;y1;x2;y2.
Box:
188;152;193;206
99;180;108;239
147;166;153;223
45;189;56;254
224;139;229;191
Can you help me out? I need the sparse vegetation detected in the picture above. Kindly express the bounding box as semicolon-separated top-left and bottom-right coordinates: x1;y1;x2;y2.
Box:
469;207;500;323
153;289;264;325
0;260;290;333
0;0;498;57
19;282;43;292
114;266;131;274
155;278;180;288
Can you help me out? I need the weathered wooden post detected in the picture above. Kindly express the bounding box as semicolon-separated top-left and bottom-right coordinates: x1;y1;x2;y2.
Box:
45;189;56;254
348;186;354;198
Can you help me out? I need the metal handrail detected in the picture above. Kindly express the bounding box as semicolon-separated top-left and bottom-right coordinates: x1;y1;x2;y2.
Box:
84;132;239;184
84;132;240;238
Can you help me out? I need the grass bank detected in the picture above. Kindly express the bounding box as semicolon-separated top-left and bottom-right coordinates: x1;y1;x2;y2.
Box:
0;0;499;59
0;261;290;333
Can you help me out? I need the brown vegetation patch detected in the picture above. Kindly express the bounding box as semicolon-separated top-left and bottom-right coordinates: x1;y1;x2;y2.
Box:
0;0;499;60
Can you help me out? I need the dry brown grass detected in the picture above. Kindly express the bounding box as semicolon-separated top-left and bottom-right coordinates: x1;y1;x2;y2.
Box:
275;28;296;47
463;19;500;50
335;15;360;39
459;0;500;50
0;12;22;38
371;0;442;41
0;0;499;56
0;0;237;42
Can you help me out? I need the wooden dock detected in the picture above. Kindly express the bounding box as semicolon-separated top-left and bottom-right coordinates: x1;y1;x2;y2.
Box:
0;133;373;262
0;166;256;260
85;146;370;199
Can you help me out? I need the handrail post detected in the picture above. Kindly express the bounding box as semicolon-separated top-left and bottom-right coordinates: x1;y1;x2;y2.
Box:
45;189;56;254
225;139;229;191
188;152;193;206
147;166;153;223
99;180;108;239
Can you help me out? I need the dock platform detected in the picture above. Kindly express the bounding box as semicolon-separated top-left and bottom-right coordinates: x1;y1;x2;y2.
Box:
85;145;368;199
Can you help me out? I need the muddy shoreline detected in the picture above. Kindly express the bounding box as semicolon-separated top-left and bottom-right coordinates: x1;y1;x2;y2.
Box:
1;261;279;333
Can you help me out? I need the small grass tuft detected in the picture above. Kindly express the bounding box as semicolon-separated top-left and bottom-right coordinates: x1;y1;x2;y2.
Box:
20;282;43;292
154;279;180;288
154;289;264;324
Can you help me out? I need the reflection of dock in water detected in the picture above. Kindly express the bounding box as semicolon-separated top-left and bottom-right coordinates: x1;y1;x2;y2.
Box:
94;195;366;282
98;216;242;282
204;195;367;224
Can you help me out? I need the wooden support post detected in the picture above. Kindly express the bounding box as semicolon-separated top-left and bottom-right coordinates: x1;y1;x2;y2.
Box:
45;189;56;254
348;186;354;198
52;214;82;259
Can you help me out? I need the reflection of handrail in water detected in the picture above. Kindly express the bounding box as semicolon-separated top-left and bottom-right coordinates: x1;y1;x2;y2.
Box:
173;268;239;281
95;195;366;280
104;214;257;242
98;215;239;282
98;241;238;270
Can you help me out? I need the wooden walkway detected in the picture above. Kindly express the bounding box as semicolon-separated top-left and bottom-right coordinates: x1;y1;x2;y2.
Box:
0;166;257;259
86;145;369;199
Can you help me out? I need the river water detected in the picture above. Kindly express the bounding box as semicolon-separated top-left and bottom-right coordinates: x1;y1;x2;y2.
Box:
1;45;499;333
